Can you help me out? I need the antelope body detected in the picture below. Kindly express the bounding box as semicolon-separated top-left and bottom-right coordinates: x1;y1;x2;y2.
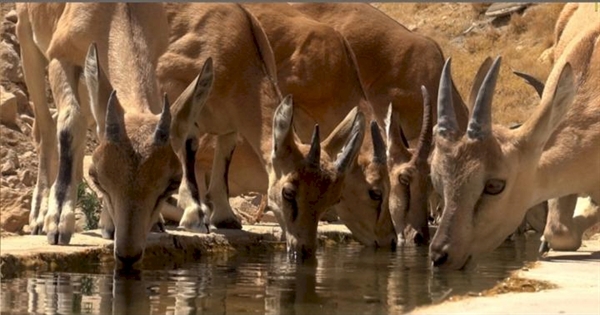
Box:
156;3;366;256
16;3;213;266
429;8;600;269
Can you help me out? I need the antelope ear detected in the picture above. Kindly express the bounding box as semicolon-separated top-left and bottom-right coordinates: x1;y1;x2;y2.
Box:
518;62;576;151
84;43;113;139
384;103;411;164
272;95;295;159
170;57;214;151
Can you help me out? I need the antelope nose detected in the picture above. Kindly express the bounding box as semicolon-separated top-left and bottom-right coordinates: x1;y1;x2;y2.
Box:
431;250;449;267
116;252;143;268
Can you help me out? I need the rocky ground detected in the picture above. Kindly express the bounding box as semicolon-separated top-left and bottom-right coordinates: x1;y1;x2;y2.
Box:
1;3;36;235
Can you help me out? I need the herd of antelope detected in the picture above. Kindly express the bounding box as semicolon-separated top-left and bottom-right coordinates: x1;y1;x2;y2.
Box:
14;2;599;269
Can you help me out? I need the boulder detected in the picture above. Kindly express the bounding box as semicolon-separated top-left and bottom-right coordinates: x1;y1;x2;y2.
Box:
0;40;23;84
0;187;30;233
5;10;18;24
0;85;18;129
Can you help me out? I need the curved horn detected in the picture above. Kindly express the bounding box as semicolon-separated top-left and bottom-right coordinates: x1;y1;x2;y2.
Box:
306;124;321;168
436;58;459;139
513;70;544;97
410;86;433;169
384;103;411;163
371;121;386;165
105;90;126;143
154;93;171;146
468;57;493;113
335;112;365;174
467;56;502;140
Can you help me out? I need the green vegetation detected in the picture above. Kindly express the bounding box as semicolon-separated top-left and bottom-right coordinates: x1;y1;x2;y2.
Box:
77;180;101;230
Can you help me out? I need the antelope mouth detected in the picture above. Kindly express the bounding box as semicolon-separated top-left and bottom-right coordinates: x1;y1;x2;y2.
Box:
459;255;474;271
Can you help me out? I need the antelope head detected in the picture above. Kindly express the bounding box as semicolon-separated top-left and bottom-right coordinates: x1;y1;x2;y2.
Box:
267;96;365;258
83;43;214;267
429;57;576;269
385;86;433;246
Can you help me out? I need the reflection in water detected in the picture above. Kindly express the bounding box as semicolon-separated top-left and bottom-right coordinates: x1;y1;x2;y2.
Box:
1;234;541;314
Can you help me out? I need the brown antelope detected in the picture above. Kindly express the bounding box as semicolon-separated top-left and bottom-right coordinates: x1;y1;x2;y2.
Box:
514;3;600;253
428;16;600;269
156;3;365;257
192;3;468;248
288;3;471;245
16;3;212;266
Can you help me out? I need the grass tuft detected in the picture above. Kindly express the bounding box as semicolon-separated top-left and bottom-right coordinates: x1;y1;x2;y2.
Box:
77;180;101;230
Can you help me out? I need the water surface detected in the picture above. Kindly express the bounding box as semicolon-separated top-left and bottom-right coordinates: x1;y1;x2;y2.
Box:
1;234;541;315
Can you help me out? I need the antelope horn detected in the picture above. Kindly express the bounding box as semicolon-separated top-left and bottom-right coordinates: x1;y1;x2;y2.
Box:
436;58;459;138
467;56;502;140
306;124;321;168
513;70;544;97
371;121;386;165
105;90;126;143
410;86;433;169
335;113;365;174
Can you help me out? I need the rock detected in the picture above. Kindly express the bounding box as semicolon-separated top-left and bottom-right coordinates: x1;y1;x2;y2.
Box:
538;47;554;64
1;148;20;176
0;85;18;128
74;207;88;233
19;151;34;160
13;89;34;117
5;148;19;168
5;10;18;23
19;114;34;127
0;40;23;84
0;187;29;233
19;169;34;187
1;160;16;176
485;3;530;18
6;175;19;187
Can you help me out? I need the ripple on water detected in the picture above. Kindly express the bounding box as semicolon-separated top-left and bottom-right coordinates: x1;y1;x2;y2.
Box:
0;233;542;315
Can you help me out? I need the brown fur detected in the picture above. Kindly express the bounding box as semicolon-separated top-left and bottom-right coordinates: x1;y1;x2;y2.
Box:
429;12;600;269
16;3;212;267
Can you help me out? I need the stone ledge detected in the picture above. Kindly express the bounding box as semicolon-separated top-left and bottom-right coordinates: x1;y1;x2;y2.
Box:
0;223;354;278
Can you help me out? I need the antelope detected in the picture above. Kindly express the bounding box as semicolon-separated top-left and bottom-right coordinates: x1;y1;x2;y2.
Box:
156;3;365;257
428;17;600;269
288;3;470;245
16;3;212;266
193;3;468;247
514;3;600;253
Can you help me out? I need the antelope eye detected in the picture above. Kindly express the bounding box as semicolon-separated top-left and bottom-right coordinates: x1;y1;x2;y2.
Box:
484;179;505;195
282;184;297;201
368;188;382;201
